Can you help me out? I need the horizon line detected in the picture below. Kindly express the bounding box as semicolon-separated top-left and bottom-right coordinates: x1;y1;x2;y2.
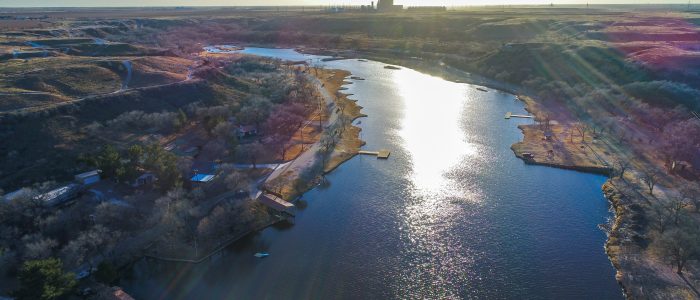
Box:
0;3;697;8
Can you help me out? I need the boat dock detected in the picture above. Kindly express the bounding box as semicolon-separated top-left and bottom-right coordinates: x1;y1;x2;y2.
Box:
505;112;534;119
358;149;391;159
258;193;296;215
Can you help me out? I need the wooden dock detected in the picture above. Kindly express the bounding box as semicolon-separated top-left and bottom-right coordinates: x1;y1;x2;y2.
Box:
505;112;534;119
359;149;391;159
258;193;295;215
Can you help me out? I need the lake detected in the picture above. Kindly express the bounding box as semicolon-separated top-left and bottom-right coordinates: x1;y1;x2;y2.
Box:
120;48;622;299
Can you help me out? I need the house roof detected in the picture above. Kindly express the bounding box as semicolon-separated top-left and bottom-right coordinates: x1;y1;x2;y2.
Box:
75;170;101;179
36;184;80;202
191;174;215;182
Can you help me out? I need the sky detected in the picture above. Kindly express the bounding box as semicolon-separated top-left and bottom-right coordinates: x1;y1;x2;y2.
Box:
0;0;694;7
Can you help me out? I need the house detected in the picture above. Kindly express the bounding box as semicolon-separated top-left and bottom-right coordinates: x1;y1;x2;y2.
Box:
236;125;258;139
74;170;101;186
35;184;81;207
132;173;157;188
191;174;216;183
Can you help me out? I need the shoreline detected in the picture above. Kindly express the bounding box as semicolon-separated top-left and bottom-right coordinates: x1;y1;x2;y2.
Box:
142;217;281;264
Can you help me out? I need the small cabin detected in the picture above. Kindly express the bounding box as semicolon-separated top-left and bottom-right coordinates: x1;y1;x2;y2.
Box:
75;170;101;186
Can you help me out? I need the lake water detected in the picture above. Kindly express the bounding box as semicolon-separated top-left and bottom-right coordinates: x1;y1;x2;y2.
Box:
120;48;622;299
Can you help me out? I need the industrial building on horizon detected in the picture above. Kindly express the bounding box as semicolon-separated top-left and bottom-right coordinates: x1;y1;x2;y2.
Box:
377;0;403;11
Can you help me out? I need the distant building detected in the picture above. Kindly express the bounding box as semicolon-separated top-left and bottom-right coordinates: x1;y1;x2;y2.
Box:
74;170;101;186
377;0;402;11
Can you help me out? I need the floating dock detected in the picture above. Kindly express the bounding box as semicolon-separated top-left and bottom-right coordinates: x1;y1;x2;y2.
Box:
359;149;391;159
505;112;534;119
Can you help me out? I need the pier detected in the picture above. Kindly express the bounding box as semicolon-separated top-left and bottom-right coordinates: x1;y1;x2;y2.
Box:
258;193;296;215
505;112;534;119
358;149;391;159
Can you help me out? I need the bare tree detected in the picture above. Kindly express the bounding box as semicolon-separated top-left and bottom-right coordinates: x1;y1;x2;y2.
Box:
237;142;265;169
569;126;575;143
641;168;659;195
650;202;674;233
613;158;631;179
225;171;250;193
318;131;339;168
671;197;690;226
652;225;700;274
60;225;116;270
574;122;590;143
535;113;552;132
21;234;58;260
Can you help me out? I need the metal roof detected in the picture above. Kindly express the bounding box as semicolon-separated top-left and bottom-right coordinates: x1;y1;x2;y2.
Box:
191;174;215;182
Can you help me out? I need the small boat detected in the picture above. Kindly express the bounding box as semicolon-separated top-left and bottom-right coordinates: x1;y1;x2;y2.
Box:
384;65;401;70
254;252;270;258
350;76;365;80
357;59;367;62
476;87;489;92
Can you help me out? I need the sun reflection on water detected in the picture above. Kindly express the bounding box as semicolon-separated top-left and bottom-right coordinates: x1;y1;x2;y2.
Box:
395;69;479;200
392;69;486;298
